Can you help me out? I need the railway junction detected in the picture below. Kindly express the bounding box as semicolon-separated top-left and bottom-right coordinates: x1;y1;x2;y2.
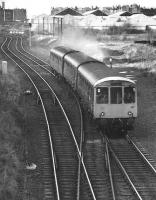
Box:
1;25;156;200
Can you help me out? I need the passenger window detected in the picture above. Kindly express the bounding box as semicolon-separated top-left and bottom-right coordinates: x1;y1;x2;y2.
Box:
96;87;108;104
124;87;135;103
110;87;122;104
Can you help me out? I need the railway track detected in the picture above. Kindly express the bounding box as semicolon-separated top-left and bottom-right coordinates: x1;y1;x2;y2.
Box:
15;36;117;200
14;35;156;200
1;36;88;200
17;36;118;200
81;137;113;199
1;36;60;199
2;35;156;200
104;134;156;200
0;36;114;200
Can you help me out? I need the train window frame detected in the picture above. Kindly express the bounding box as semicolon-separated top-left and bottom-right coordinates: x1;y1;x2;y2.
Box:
52;55;55;61
110;86;122;104
124;86;135;104
64;60;69;68
57;56;59;64
96;87;109;104
78;73;85;95
87;84;91;101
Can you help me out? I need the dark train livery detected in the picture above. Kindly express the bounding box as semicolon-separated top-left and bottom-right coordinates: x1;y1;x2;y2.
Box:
50;46;137;133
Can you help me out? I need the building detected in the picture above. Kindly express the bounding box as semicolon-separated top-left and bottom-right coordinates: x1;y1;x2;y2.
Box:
83;9;107;16
55;8;82;16
14;9;27;21
0;2;27;23
0;7;4;22
130;4;141;14
4;9;13;21
108;11;132;17
122;5;130;12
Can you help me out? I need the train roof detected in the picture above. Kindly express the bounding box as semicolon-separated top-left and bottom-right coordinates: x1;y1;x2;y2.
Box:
50;46;78;58
94;76;135;86
64;51;99;68
78;62;135;86
50;46;135;86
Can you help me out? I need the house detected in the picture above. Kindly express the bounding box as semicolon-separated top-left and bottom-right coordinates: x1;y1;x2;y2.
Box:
55;8;82;16
83;9;107;16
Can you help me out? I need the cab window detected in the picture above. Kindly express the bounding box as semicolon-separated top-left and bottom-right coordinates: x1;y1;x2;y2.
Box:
96;87;108;104
124;87;135;103
110;87;122;104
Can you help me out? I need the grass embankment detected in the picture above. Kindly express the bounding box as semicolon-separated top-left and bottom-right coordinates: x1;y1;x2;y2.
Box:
0;72;24;200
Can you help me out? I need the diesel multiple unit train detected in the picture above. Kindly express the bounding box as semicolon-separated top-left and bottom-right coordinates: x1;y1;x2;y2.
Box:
50;46;137;133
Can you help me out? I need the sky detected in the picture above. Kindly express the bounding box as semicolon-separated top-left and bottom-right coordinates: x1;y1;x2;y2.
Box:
2;0;156;18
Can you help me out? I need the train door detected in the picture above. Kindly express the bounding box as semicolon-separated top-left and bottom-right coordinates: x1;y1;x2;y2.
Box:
94;86;109;118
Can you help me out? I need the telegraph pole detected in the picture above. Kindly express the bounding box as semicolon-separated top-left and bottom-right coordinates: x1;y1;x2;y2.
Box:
29;23;32;48
38;18;39;34
43;17;45;35
53;17;55;36
60;18;63;38
58;18;59;36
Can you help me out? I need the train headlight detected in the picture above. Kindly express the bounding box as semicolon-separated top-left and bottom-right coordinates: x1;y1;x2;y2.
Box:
100;112;105;118
128;111;133;117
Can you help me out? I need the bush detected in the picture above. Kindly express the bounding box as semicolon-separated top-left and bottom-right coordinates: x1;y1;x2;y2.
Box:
0;143;20;200
0;111;22;146
105;23;145;35
0;73;23;199
0;74;21;105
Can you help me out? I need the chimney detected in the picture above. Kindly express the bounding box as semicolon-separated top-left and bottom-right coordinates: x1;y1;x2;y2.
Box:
2;2;5;9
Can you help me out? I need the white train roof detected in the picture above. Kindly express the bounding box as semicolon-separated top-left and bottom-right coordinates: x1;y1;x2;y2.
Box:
78;61;123;86
51;46;136;87
65;51;97;68
94;76;135;86
50;46;77;58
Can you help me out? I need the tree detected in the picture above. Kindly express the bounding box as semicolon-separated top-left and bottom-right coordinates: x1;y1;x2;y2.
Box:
124;45;137;62
74;6;78;11
0;143;20;200
0;111;22;147
0;74;21;105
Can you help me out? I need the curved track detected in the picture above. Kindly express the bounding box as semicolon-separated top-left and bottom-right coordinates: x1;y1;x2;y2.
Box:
0;36;118;200
15;36;117;200
16;36;117;200
1;36;96;200
105;135;156;200
14;35;156;200
1;36;60;199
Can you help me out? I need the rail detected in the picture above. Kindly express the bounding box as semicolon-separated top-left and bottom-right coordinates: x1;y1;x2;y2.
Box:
105;135;143;200
18;37;54;75
3;36;97;200
1;37;60;200
16;36;96;200
103;136;116;200
19;36;50;65
74;93;84;200
126;135;156;174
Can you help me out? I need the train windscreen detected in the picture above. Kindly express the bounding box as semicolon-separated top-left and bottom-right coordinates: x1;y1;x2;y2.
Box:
110;87;122;104
96;87;108;104
124;87;135;103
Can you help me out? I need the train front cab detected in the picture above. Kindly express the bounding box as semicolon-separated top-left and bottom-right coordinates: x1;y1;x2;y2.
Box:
93;78;137;133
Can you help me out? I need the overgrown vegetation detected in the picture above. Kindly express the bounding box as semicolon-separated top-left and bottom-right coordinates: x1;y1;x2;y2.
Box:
0;73;23;200
106;23;145;35
64;23;146;42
